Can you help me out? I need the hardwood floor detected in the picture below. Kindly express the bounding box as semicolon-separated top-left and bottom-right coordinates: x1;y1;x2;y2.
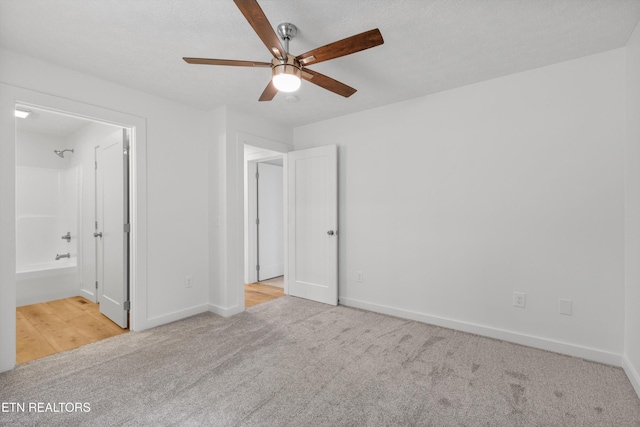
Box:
18;283;285;364
245;281;285;308
16;296;128;364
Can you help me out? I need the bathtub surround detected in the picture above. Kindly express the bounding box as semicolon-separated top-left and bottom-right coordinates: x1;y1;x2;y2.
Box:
1;297;639;426
15;130;80;306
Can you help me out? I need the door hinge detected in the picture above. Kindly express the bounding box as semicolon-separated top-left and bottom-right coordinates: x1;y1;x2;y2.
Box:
256;265;260;271
95;161;97;170
123;130;130;150
255;171;259;179
256;218;260;225
95;281;98;289
124;301;130;311
124;223;130;233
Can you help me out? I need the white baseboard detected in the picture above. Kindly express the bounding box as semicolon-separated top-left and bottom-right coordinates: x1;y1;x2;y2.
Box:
208;303;244;318
623;355;640;399
141;304;210;330
78;289;95;301
16;290;78;307
340;297;622;367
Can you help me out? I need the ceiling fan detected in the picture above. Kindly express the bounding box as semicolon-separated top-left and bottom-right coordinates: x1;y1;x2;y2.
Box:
183;0;384;101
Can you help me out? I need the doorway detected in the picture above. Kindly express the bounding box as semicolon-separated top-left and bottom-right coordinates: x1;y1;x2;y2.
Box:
244;143;286;307
240;136;339;309
255;160;284;283
15;106;131;363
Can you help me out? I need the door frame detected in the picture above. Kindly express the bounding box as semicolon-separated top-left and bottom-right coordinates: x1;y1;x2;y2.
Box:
238;133;292;312
0;85;148;371
245;153;285;286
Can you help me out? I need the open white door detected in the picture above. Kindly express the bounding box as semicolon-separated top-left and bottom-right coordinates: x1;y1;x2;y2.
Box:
96;129;129;328
287;145;338;305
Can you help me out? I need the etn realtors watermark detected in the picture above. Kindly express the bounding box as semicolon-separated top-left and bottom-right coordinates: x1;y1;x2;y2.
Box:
2;402;91;413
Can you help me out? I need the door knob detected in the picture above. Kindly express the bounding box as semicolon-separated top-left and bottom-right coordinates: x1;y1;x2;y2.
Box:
94;232;103;238
327;230;335;236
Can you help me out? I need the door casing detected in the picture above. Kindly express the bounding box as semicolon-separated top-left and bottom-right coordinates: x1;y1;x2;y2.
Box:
2;86;147;371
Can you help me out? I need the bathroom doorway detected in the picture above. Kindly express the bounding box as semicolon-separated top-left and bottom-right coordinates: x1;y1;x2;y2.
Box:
15;106;130;363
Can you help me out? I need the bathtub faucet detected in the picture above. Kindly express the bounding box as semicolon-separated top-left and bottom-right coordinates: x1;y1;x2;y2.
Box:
55;253;70;260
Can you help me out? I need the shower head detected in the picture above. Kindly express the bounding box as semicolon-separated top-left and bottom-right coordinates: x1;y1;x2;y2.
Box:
54;149;74;158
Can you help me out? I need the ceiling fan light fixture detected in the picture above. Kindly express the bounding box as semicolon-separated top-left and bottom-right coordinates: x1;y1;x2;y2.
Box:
272;54;301;93
273;70;301;92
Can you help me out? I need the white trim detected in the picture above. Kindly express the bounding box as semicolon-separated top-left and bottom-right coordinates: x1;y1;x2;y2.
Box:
246;159;259;284
208;303;244;318
238;132;293;154
623;355;640;399
340;296;623;366
145;304;210;329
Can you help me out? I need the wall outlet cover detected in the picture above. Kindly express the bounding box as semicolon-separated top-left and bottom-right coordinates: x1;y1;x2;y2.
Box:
559;299;572;315
513;291;526;308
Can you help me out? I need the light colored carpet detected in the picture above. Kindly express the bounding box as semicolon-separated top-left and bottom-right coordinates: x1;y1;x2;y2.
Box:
1;296;639;426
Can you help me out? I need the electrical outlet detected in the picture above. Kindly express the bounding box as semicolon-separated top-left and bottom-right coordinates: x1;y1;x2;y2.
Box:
559;299;572;315
513;292;526;308
356;271;363;283
185;275;193;288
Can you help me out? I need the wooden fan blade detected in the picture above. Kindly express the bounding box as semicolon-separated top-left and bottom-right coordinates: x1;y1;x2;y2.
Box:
234;0;286;59
259;80;278;101
302;68;356;98
183;57;271;67
296;28;384;66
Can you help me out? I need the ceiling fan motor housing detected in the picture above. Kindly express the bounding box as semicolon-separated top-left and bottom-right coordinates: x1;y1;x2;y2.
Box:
271;53;302;92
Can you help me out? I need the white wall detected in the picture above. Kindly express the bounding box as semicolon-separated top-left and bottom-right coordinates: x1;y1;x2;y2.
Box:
293;49;626;364
210;106;292;316
16;130;69;169
624;20;640;396
0;48;211;372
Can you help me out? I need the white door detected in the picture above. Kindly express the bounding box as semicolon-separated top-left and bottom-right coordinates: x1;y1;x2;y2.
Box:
257;162;284;280
287;145;338;305
96;129;129;328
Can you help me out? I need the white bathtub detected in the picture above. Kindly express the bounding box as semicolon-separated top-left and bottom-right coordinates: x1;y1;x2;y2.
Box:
16;260;79;307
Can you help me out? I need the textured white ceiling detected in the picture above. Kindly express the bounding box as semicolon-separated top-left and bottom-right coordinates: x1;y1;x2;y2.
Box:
1;0;639;128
